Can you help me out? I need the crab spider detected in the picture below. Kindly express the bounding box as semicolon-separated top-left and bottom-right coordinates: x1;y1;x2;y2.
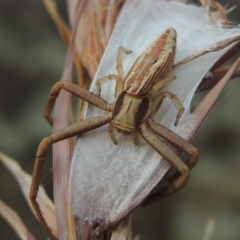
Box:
30;28;201;236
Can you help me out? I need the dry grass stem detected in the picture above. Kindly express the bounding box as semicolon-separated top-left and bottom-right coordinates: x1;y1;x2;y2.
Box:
0;151;57;238
0;199;37;240
202;217;216;240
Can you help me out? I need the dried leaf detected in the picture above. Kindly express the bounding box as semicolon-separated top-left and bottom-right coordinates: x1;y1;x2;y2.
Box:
111;215;132;240
44;0;84;88
202;217;216;240
200;0;235;26
51;1;87;239
66;0;79;27
211;40;240;71
0;199;37;240
43;0;72;45
184;57;240;139
74;0;127;78
0;151;58;237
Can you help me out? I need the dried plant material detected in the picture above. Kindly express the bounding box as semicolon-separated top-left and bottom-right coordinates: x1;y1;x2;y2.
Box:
202;217;216;240
75;0;126;78
43;0;72;45
200;0;235;26
29;0;87;238
0;199;37;240
197;60;240;91
0;151;58;238
211;40;240;71
67;198;77;240
183;56;240;140
213;62;240;80
66;0;81;27
173;34;240;69
43;0;86;123
50;1;87;239
69;0;240;237
197;39;240;91
104;0;126;39
44;0;84;89
75;1;108;77
110;215;132;240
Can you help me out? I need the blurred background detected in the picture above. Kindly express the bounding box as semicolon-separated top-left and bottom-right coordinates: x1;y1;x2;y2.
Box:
0;0;239;239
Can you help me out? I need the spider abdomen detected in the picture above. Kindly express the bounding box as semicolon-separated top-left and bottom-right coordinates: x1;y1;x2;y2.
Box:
124;28;176;95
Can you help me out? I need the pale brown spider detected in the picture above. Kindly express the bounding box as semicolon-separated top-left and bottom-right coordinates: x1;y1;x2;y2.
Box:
30;27;239;236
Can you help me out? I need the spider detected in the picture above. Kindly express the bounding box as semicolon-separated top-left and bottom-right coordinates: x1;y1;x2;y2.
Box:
30;27;238;236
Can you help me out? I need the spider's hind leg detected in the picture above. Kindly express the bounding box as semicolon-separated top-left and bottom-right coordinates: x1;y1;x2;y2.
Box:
150;90;185;126
139;120;198;206
147;118;199;169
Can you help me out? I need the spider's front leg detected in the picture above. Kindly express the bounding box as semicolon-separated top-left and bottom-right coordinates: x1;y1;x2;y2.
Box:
96;74;123;99
116;46;132;79
29;115;110;237
96;46;132;99
44;81;112;126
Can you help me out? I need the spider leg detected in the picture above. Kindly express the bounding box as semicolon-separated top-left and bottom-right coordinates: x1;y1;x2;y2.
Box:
139;122;190;206
29;115;110;237
152;75;176;92
117;46;132;79
96;46;132;100
44;81;112;126
96;74;123;99
173;34;240;70
133;130;139;145
147;118;199;169
108;124;117;144
142;118;199;206
150;90;185;126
